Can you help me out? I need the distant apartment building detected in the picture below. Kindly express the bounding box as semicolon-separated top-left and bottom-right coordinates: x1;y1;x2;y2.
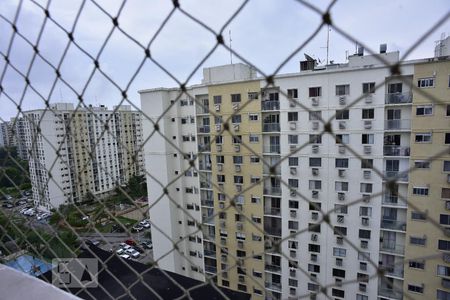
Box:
23;103;144;210
140;47;450;299
0;122;8;147
0;117;28;160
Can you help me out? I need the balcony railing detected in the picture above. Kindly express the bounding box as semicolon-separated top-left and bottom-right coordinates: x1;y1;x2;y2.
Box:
198;125;210;133
265;264;282;273
263;123;280;132
264;207;281;216
264;186;281;196
205;265;217;274
198;162;212;171
197;106;209;114
200;182;212;189
264;145;280;154
385;92;412;104
201;199;214;207
384;171;408;182
380;265;404;278
383;145;410;156
198;144;211;152
385;119;411;130
378;288;403;300
204;249;216;257
265;281;282;292
381;219;406;231
264;226;282;237
380;242;405;255
261;101;280;111
382;195;407;207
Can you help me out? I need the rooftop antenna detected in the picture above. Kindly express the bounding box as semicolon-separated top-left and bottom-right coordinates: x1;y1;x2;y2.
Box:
229;30;233;64
326;24;330;65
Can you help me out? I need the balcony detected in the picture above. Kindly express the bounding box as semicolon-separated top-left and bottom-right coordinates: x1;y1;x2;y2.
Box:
385;119;411;130
380;242;405;255
200;181;212;189
205;265;217;274
380;265;404;278
264;226;282;237
264;207;281;216
202;215;215;225
261;101;280;111
265;281;282;292
198;144;211;152
264;144;280;154
384;171;408;182
382;195;407;207
263;123;280;132
381;219;406;231
383;146;410;157
264;186;281;196
204;249;216;257
198;162;212;171
197;125;210;134
265;264;282;273
201;199;214;207
385;92;412;104
378;288;403;300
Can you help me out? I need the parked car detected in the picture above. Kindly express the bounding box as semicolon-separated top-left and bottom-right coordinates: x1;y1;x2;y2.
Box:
125;240;137;247
2;203;13;208
85;239;101;246
139;221;151;228
140;241;153;250
119;254;131;260
133;246;145;253
116;248;124;255
132;225;144;232
125;248;140;259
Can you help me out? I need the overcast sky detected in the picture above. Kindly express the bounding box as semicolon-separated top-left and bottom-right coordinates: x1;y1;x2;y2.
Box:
0;0;448;121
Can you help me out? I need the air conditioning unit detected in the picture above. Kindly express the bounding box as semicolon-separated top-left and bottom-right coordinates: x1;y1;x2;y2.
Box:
218;183;224;190
220;221;226;228
363;170;371;179
336;259;343;267
290;250;297;258
364;146;372;154
360;241;368;249
311;234;318;241
289;101;296;107
312;190;319;199
364;120;372;129
215;124;221;132
232;103;239;111
215;104;221;111
359;284;367;292
336;237;343;245
235;164;241;172
361;217;369;226
219;202;225;209
291;189;297;197
238;275;245;283
236;184;242;192
338;192;345;201
236;222;243;231
290;167;297;175
337;215;344;223
339;121;346;129
290;144;297;152
217;164;223;171
311;98;319;106
365;95;373;103
290;210;297;218
311;254;318;262
446;201;450;210
339;96;346;105
237;241;244;249
312;121;319;130
362;194;371;203
234;144;240;152
312;168;319;176
312;145;319;153
220;238;226;246
338;169;346;177
338;145;345;154
233;124;240;132
443;253;450;263
221;255;227;262
447;174;450;183
311;212;319;220
290;122;297;130
216;145;222;152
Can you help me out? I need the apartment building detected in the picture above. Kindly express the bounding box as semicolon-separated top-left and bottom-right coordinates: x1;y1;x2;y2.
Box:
140;48;449;299
23;103;144;210
0;118;28;160
402;59;450;299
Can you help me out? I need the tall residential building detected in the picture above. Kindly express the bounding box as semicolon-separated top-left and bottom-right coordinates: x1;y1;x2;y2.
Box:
23;103;144;210
403;59;450;299
10;117;28;160
140;49;449;299
0;122;8;147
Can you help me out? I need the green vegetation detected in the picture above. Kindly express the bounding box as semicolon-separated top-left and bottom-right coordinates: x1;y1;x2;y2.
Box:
0;147;30;198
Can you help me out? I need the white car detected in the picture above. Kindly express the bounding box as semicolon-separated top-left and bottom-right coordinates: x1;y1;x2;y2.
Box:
139;221;150;228
125;248;140;258
116;248;124;255
119;254;131;260
19;207;29;214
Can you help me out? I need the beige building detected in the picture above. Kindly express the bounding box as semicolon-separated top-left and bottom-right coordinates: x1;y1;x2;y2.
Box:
403;60;450;298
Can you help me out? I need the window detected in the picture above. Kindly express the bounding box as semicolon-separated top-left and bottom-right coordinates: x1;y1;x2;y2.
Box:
408;284;424;293
249;134;259;143
233;156;243;164
288;112;298;121
411;211;426;220
250;156;260;163
334;226;347;236
309;111;322;120
438;265;450;276
388;82;402;93
410;236;426;246
417;77;434;88
360;183;373;193
415;133;432;143
234;176;243;184
248;92;258;100
231;115;241;124
309;157;321;167
357;295;368;300
362;82;375;94
213;95;222;104
309;180;321;190
335;158;349;168
335;181;349;192
309;87;321;97
359;206;372;217
248;113;258;121
216;156;225;164
441;214;450;225
359;229;371;239
444;161;450;172
446;133;450;144
414;160;430;169
288;135;298;144
361;159;373;169
332;268;346;278
416;105;433;116
335;134;349;144
289;200;299;209
409;260;425;269
308;264;320;272
309;134;322;144
333;247;346;257
288;179;299;188
289;157;299;166
232;135;242;144
447;104;450;116
361;134;374;144
287;89;298;98
443;188;450;199
335;204;347;214
336;84;350;96
216;135;223;144
438;289;450;300
217;175;225;183
231;94;241;102
336;109;349;120
214;116;223;124
268;92;279;101
358;252;370;261
362;108;374;119
413;187;429;196
308;244;320;253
